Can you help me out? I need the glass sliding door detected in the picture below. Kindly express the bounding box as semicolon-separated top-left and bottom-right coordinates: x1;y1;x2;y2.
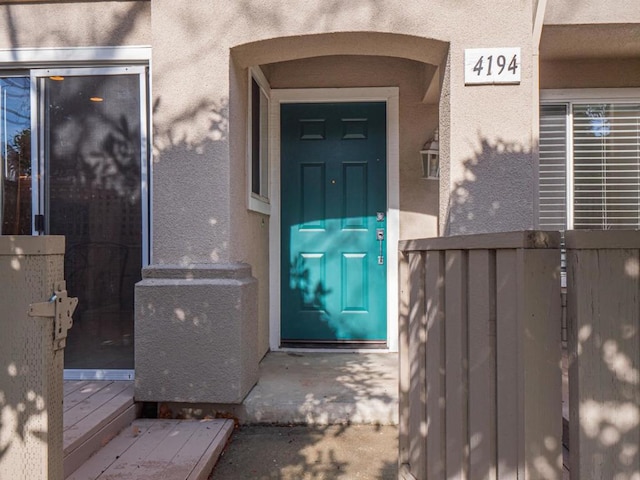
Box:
32;67;148;375
1;76;31;236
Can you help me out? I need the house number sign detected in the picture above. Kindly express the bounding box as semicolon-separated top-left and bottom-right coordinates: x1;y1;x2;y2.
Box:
464;48;521;85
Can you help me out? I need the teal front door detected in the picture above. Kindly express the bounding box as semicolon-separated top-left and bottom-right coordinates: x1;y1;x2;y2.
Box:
281;102;387;345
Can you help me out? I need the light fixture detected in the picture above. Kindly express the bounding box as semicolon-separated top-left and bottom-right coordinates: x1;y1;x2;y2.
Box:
420;129;440;180
89;97;104;102
49;76;64;81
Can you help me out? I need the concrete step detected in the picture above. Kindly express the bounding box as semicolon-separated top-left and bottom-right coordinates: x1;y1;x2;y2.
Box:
66;419;234;480
63;381;138;477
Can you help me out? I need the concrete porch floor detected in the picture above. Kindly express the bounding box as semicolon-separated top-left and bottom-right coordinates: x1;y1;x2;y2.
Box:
211;352;399;479
203;352;399;425
243;352;398;425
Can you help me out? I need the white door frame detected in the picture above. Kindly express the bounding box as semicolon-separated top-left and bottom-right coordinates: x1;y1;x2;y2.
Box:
269;87;400;352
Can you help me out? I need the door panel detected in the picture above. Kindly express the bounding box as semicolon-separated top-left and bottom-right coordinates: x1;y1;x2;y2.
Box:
0;77;31;236
281;102;387;344
35;70;146;370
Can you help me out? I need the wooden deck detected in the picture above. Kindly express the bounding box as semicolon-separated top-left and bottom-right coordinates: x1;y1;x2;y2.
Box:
67;419;234;480
63;381;233;479
64;381;138;477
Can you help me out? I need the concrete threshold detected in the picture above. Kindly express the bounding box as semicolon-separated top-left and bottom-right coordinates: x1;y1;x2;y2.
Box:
210;352;399;425
242;352;398;425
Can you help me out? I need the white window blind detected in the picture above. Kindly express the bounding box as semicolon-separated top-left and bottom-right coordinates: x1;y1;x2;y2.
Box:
573;103;640;229
539;104;568;230
540;101;640;231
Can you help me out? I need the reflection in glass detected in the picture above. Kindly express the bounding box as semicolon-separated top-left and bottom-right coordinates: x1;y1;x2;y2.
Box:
1;77;31;235
573;103;640;229
43;74;142;370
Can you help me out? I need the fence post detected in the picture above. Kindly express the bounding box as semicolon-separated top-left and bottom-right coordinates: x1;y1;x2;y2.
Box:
566;230;640;480
0;236;73;480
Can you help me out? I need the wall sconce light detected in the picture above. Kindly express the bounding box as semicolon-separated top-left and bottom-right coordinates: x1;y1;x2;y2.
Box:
420;129;439;180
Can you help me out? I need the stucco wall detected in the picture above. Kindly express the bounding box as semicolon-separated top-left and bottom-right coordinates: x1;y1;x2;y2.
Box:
228;58;271;357
544;1;640;25
437;6;536;235
541;58;640;89
540;24;640;61
0;1;150;49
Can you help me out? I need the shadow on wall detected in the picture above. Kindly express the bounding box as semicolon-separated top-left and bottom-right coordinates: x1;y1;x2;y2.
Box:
150;94;230;263
1;2;148;51
443;136;534;235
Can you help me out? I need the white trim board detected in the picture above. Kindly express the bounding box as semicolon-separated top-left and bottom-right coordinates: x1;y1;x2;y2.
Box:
0;46;151;67
541;88;640;102
268;87;400;353
247;66;272;215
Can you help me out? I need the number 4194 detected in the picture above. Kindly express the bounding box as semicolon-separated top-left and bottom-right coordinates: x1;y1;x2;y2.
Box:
473;54;518;76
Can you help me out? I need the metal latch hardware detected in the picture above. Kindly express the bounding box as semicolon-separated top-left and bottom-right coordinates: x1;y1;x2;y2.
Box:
376;228;385;265
29;281;78;351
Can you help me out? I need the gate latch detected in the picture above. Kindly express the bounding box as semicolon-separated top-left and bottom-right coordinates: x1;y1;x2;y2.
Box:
29;281;78;351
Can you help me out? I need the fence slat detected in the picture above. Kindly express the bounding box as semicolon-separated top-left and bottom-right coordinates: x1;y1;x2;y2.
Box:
408;252;426;479
445;250;468;480
468;250;497;480
496;249;519;480
425;250;446;480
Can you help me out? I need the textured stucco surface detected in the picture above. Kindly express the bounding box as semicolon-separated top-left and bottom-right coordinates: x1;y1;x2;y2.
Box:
135;264;258;404
541;58;640;89
0;2;150;49
540;24;640;60
544;0;640;25
437;7;536;235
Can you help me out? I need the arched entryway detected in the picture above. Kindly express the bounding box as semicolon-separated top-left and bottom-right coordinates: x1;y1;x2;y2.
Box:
230;32;449;353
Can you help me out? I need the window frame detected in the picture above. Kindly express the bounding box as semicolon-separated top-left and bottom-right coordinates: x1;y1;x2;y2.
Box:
247;66;271;215
540;88;640;230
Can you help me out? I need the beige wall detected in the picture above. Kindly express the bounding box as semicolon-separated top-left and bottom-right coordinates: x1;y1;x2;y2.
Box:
544;1;640;25
228;58;271;356
541;58;640;89
540;24;640;61
0;2;150;49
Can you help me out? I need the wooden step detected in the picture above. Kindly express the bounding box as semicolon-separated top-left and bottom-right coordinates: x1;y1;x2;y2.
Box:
66;419;234;480
63;380;138;477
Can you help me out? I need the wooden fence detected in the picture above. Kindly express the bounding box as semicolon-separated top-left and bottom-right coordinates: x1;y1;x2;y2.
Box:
398;231;563;480
566;230;640;479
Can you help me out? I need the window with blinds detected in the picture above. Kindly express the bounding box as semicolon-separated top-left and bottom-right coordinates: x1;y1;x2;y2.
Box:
539;101;640;231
